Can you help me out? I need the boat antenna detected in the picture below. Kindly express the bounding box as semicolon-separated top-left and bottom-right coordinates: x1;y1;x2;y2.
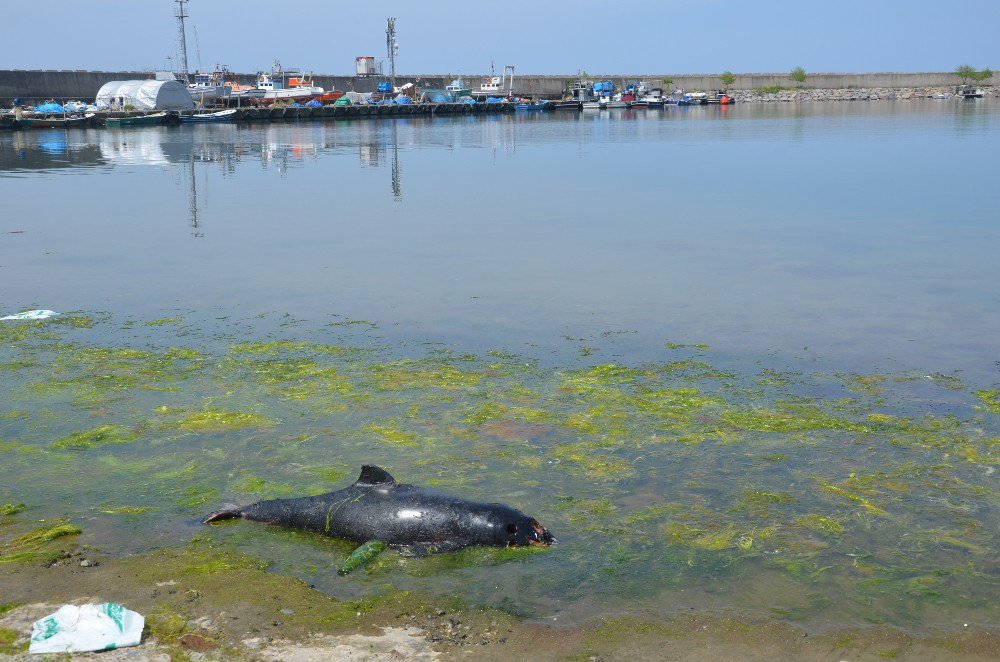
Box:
386;17;398;89
193;24;202;71
174;0;190;82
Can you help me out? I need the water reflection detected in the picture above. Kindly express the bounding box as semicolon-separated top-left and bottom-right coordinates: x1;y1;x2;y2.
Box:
1;103;997;383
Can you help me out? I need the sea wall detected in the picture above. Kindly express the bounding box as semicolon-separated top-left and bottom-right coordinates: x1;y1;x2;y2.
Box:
1;69;997;104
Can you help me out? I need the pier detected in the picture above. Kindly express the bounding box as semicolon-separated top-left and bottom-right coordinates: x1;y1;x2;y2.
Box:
0;102;515;131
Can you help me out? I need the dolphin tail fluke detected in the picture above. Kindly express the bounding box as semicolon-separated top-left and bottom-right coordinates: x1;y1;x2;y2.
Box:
201;507;243;524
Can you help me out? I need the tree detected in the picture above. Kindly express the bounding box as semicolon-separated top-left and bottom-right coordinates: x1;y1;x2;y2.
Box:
789;66;806;84
662;76;673;89
956;64;994;82
719;70;735;89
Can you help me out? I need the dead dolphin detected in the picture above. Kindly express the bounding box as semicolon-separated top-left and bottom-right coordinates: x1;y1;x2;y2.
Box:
202;465;555;558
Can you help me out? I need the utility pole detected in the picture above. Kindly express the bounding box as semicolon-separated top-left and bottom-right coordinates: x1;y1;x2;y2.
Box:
386;17;398;89
175;0;190;82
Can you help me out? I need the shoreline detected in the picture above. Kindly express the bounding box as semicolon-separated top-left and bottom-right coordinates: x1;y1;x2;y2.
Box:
1;544;997;661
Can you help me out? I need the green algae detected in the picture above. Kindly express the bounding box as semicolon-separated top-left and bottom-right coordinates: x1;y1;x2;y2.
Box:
365;421;420;446
100;506;153;515
819;481;886;515
144;316;183;326
51;423;140;449
2;314;999;631
974;389;999;414
722;404;867;433
171;410;276;431
795;514;845;536
550;443;633;479
0;504;26;520
0;626;26;656
0;520;81;564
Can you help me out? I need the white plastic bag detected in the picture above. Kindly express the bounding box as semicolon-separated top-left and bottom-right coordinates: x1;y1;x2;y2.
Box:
1;309;58;320
29;602;144;654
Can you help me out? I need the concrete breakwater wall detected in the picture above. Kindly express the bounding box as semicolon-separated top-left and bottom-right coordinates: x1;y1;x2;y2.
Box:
2;69;996;104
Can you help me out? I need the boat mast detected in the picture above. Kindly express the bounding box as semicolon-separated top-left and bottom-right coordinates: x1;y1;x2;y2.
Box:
386;17;398;90
175;0;190;82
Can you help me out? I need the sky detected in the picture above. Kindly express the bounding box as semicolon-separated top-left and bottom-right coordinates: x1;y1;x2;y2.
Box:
2;0;997;75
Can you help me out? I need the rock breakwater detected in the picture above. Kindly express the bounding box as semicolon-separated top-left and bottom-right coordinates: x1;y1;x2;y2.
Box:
729;85;998;103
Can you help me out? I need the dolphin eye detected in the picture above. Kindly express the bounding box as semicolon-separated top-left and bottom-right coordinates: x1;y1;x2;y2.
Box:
507;524;518;534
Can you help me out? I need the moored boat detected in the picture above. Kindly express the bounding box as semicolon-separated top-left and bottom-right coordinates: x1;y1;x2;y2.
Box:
446;78;472;97
180;108;238;123
706;90;735;105
632;87;666;108
685;91;709;105
248;61;326;105
17;113;94;129
514;99;549;111
188;69;231;105
105;112;170;128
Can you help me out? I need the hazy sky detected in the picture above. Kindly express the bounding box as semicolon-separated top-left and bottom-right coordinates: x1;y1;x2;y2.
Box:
3;0;997;75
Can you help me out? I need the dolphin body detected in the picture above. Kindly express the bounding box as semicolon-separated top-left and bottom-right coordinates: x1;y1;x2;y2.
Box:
202;465;555;556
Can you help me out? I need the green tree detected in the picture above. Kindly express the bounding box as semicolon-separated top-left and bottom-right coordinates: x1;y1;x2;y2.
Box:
719;70;735;89
955;64;976;82
662;76;674;88
956;65;993;83
789;66;806;84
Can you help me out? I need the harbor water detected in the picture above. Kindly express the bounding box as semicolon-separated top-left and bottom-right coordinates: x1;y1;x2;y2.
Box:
1;101;998;633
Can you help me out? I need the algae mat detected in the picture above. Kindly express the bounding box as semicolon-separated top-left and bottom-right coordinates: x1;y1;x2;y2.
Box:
0;313;997;633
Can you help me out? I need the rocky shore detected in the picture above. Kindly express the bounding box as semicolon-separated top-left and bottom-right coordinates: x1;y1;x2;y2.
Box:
728;85;998;103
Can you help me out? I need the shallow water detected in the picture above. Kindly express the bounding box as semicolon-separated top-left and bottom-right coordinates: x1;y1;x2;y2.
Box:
1;102;998;632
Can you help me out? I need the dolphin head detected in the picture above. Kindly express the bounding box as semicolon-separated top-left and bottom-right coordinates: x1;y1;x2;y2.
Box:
492;507;556;547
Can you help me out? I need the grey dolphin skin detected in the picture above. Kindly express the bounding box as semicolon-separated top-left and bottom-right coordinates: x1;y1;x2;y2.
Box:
202;465;556;557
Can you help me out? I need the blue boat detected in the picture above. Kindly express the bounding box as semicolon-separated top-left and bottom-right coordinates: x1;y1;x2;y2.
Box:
514;100;549;111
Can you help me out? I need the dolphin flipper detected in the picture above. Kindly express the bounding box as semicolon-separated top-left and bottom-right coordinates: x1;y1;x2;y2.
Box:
201;507;242;524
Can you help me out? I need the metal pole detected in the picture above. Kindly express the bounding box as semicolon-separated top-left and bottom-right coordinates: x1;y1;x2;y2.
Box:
175;0;190;82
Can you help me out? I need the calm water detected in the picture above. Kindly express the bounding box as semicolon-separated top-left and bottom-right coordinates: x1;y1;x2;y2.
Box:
1;102;998;632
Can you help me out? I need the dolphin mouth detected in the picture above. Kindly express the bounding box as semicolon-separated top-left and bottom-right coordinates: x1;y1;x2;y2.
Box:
531;522;557;546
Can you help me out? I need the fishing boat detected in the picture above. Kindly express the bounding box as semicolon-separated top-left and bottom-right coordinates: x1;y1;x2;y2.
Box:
105;112;169;128
188;69;232;106
179;108;238;123
706;90;735;105
632;87;666;109
685;91;709;105
17;113;94;129
514;99;548;111
445;78;472;97
601;93;627;109
247;61;326;105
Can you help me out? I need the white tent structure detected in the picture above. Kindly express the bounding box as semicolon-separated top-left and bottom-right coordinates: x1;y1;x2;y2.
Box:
96;80;195;111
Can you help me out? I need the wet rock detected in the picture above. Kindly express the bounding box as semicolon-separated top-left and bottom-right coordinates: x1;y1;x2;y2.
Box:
179;633;217;652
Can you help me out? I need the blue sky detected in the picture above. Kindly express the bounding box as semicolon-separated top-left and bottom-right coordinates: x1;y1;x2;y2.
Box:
3;0;997;74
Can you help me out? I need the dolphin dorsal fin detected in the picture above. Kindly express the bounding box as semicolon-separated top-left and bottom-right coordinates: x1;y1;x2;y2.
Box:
356;465;396;486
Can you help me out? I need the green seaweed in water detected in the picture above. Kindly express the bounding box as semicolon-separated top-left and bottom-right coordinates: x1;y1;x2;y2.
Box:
51;424;140;450
171;410;276;431
0;520;81;564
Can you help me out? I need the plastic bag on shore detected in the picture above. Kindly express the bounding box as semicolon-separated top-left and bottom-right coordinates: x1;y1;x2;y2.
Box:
1;309;58;320
29;602;144;654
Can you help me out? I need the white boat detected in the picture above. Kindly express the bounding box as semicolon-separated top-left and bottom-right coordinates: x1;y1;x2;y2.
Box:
188;69;231;106
601;93;627;109
179;108;238;123
479;76;504;95
248;61;324;105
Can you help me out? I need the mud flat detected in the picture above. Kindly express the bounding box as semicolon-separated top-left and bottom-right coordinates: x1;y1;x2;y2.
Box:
1;545;997;661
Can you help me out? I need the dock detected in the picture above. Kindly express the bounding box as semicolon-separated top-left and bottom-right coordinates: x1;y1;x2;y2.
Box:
0;102;516;130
